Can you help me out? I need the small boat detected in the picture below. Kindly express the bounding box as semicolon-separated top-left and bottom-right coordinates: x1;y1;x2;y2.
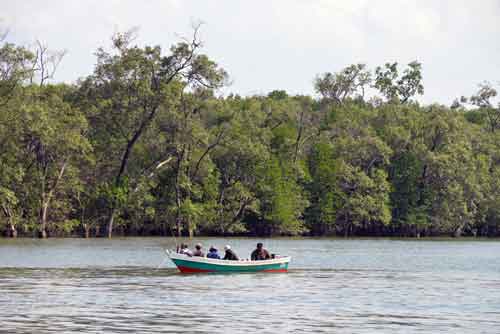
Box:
166;250;291;273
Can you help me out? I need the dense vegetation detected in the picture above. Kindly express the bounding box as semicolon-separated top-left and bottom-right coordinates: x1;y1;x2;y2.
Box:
1;30;499;238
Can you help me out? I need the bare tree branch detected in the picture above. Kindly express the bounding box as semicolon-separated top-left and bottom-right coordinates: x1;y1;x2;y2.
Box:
33;40;67;86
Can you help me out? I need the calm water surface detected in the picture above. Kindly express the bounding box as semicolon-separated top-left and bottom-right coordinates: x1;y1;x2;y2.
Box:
0;238;499;333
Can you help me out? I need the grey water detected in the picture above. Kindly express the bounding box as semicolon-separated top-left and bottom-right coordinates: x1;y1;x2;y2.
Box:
0;238;499;333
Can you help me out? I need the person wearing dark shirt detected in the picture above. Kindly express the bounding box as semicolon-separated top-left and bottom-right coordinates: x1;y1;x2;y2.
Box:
192;243;205;257
223;245;239;261
251;242;271;261
207;246;221;259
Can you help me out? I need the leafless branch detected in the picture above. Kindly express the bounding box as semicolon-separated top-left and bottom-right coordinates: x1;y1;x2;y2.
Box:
0;28;8;43
34;40;67;86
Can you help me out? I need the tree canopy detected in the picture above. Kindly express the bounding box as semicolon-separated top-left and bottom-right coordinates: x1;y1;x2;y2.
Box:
1;30;499;238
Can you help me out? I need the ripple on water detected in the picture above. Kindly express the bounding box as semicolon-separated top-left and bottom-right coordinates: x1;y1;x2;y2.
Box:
0;238;500;333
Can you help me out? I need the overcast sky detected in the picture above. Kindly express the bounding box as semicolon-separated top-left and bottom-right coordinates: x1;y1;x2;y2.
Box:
2;0;499;104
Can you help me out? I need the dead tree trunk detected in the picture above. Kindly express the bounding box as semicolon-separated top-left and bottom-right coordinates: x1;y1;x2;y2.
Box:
39;201;49;238
10;223;17;238
83;223;91;238
107;209;115;239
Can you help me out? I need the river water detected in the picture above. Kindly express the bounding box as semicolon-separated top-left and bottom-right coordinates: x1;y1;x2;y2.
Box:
0;238;499;333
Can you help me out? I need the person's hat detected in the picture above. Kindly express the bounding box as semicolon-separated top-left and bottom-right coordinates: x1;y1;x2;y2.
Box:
209;246;217;252
224;245;231;250
195;243;202;248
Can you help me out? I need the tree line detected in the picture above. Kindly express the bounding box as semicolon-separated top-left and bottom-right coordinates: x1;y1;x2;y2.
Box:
1;29;499;238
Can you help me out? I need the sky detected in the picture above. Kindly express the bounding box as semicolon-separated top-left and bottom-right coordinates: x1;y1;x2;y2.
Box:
2;0;499;104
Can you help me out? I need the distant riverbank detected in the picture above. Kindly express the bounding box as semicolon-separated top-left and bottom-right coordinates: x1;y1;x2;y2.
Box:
1;233;499;240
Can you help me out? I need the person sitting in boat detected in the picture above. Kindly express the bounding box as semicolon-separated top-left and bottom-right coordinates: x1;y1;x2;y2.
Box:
178;243;193;257
192;243;205;257
223;245;239;261
251;242;271;261
207;246;221;259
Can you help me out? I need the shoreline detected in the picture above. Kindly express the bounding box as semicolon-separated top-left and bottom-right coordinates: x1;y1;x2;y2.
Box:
1;235;499;241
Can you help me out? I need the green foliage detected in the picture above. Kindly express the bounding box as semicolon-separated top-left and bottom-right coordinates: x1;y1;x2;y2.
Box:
374;61;424;103
335;161;392;235
314;63;371;104
389;150;429;235
257;157;306;235
469;82;500;132
267;90;288;100
0;42;35;99
1;32;499;238
306;141;338;235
